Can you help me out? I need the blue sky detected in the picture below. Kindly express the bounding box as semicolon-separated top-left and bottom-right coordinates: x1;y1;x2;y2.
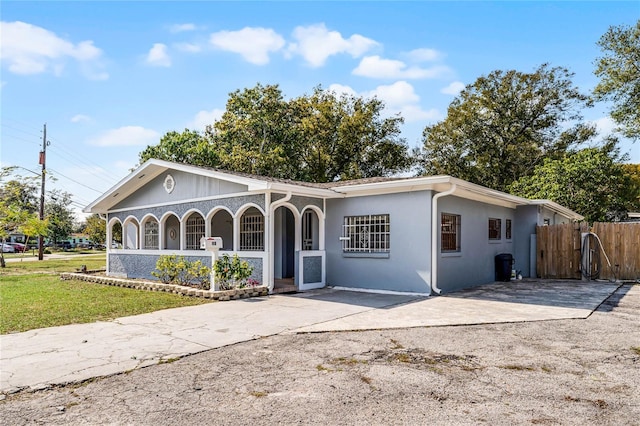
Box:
1;1;638;220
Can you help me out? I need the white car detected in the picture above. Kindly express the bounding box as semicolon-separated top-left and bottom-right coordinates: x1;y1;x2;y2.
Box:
1;243;16;253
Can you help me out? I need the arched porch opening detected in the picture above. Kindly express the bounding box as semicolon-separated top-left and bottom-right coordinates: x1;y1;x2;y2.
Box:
273;205;296;282
239;206;265;251
141;215;159;250
122;217;140;249
162;213;181;250
184;211;205;250
108;218;122;249
210;208;233;251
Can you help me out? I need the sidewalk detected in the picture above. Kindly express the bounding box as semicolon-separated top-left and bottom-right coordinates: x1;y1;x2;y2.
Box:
0;280;620;393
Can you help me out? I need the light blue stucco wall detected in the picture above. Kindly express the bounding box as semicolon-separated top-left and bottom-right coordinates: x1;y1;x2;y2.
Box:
325;191;433;294
514;205;538;278
113;170;248;210
436;196;516;293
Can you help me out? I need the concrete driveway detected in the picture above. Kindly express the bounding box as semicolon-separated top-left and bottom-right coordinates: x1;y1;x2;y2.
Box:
0;279;620;393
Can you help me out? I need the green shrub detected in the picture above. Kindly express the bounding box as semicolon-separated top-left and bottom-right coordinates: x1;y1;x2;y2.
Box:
213;254;254;290
152;255;210;289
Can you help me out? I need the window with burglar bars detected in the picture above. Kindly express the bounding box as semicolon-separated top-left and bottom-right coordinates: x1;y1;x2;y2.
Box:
488;218;501;240
144;220;159;249
186;214;205;250
441;213;461;252
342;214;390;253
240;211;264;251
505;219;512;240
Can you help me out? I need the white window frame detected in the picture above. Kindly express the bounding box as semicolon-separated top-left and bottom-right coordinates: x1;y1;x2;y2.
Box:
186;214;205;250
144;219;159;250
240;212;264;251
342;214;390;253
441;213;461;253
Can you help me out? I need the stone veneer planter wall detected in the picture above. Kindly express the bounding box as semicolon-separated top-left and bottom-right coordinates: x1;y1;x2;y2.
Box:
60;272;268;301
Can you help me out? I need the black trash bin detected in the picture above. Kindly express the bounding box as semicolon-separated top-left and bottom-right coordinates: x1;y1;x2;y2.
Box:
495;253;514;282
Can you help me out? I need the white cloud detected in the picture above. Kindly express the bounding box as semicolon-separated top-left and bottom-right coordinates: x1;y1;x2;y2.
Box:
70;114;92;123
146;43;171;67
210;27;285;65
353;55;451;79
174;42;202;53
591;116;616;136
188;109;224;131
397;104;442;122
0;21;108;79
366;81;420;106
327;83;358;97
88;126;160;147
441;81;465;95
169;23;197;33
288;23;378;67
327;81;442;124
405;48;442;62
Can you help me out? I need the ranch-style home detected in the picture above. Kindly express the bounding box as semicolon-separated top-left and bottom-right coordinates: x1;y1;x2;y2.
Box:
84;159;583;295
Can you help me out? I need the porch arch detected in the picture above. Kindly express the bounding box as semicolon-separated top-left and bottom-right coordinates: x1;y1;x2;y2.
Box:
237;203;266;252
160;211;181;250
300;205;325;251
140;214;160;250
107;217;122;249
122;216;140;249
208;207;234;251
182;210;206;250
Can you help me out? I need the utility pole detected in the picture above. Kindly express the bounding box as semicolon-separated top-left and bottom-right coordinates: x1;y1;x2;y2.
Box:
38;124;50;261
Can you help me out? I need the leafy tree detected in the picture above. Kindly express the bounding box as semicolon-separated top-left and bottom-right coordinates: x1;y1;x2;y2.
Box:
509;140;636;222
417;64;594;191
138;84;411;182
138;129;215;167
593;21;640;139
205;83;303;179
45;190;75;245
292;87;410;182
621;163;640;210
0;169;44;266
83;214;106;245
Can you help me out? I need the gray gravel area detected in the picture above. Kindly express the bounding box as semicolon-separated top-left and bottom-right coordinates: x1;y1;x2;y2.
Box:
1;284;639;425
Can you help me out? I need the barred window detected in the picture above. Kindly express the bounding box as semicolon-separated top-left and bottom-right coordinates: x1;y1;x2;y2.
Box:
240;207;264;251
505;219;512;240
144;219;159;250
441;213;461;252
488;218;501;240
186;214;205;250
342;214;390;253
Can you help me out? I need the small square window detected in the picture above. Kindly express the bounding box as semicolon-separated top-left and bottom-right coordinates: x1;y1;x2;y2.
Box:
441;213;461;252
489;218;501;240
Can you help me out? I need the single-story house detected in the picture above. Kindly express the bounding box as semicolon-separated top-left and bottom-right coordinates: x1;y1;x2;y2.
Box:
84;159;583;295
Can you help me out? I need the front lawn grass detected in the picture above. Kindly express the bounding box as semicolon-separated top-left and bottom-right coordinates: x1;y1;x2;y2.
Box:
0;255;210;334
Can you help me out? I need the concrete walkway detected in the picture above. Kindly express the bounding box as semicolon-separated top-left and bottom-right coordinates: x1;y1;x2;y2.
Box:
0;280;620;393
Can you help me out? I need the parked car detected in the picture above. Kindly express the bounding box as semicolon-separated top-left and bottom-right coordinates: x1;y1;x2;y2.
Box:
1;243;16;253
8;242;26;252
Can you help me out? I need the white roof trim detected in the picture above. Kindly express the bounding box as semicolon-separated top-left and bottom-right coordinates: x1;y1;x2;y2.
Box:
529;200;584;221
84;159;583;220
84;159;338;213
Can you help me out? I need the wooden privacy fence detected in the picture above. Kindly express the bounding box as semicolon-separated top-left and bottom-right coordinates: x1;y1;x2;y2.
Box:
537;222;640;280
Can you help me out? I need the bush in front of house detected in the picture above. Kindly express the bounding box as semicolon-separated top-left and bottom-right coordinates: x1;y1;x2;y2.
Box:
152;255;211;289
213;254;255;290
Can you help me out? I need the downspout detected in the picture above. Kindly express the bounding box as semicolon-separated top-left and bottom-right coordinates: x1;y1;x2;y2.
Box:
431;184;457;295
268;191;292;293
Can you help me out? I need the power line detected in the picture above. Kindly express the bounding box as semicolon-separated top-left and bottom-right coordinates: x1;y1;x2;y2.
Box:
48;167;105;193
